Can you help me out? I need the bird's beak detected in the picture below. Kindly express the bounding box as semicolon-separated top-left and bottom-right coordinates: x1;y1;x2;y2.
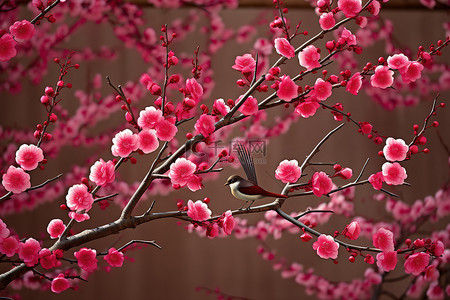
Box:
224;182;229;186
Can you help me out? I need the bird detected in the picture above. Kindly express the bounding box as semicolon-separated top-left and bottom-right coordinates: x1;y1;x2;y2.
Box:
224;143;287;210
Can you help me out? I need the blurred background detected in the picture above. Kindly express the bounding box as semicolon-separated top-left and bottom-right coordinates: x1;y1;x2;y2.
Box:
0;1;449;299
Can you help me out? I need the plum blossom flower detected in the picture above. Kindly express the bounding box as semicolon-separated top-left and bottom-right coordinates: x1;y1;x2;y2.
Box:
319;12;335;30
274;38;295;58
69;212;90;222
0;219;10;242
51;274;70;293
369;172;384;190
111;129;140;158
0;34;17;61
47;219;66;239
19;238;41;267
185;78;203;102
137;106;163;130
15;144;44;171
312;234;339;259
222;210;235;235
104;247;124;267
342;221;361;240
338;0;362;18
232;53;256;75
138;129;159;154
74;248;98;272
387;53;410;70
370;65;394;89
346;72;362;95
275;159;301;183
298;45;321;71
337;167;352;179
404;252;430;275
207;223;219;238
426;282;444;299
399;61;424;83
66;184;94;212
213;99;230;116
89;159;115;187
376;251;398;272
237;95;258;116
2;166;31;194
312;78;332;101
155;118;178;141
187;200;211;221
339;28;356;46
169;158;196;187
277;75;298;102
9;20;35;42
295;101;320;118
0;235;19;257
194;114;216;137
383;138;408;162
372;228;394;252
186;175;203;192
382;162;407;185
40;248;60;269
311;172;333;197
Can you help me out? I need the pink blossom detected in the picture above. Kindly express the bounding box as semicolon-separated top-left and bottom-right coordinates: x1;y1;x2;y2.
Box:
399;61;424;83
237;95;259;116
420;0;436;9
298;45;321;71
137;106;163;130
376;251;398;272
370;65;394;89
207;223;219;238
104;247;124;267
369;172;384;190
19;238;41;267
311;172;333;197
0;34;17;61
312;234;339;259
346;72;362;95
337;167;352;179
40;248;60;269
426;282;444;300
277;75;298;102
47;219;66;239
66;184;94;212
222;210;235;235
339;28;356;46
69;212;90;222
275;159;301;183
155;118;178;141
187;200;211;221
213;99;230;116
2;166;31;194
185;78;203;102
15;144;44;171
319;12;335;30
312;78;332;101
404;252;430;275
0;219;10;242
138;129;159;154
186;175;203;191
111;129;140;157
372;227;394;252
195;114;216;137
429;240;444;256
342;221;360;240
274;38;295;58
89;159;115;187
367;0;381;16
423;265;439;282
295;101;320;118
387;54;410;70
51;274;70;293
232;53;256;75
169;158;196;186
382;162;407;185
0;235;19;257
9;20;35;42
383;137;408;162
74;248;98;272
338;0;362;18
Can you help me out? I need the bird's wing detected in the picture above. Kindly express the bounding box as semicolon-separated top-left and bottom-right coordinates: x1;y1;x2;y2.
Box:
236;142;258;185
